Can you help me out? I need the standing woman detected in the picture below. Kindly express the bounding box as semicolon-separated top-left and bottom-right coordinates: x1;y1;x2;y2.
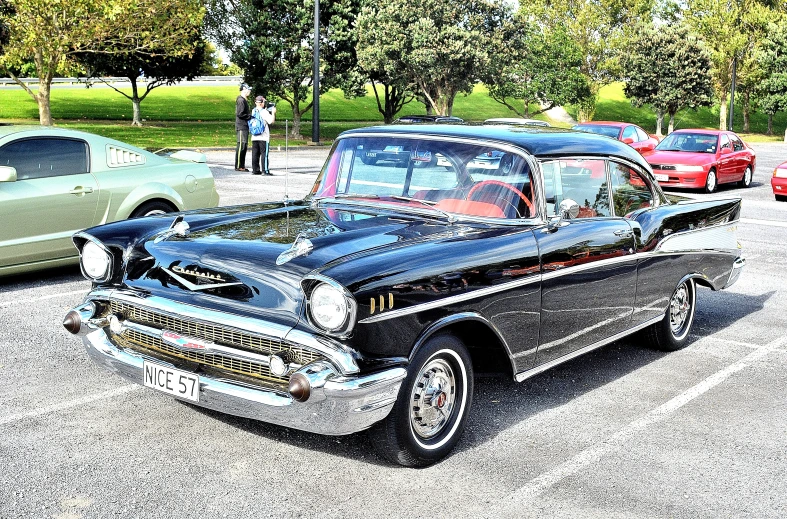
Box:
250;95;277;176
235;83;253;171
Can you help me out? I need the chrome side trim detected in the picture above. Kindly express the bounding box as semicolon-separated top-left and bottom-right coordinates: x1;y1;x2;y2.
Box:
514;315;663;382
656;221;739;253
359;274;542;324
85;289;360;375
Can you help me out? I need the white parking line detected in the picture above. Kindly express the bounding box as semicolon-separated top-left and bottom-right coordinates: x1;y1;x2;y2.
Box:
0;384;140;426
497;335;786;506
0;289;88;308
740;218;787;228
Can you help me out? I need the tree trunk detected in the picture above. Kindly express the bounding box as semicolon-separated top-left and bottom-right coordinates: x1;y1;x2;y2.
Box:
655;108;664;137
131;78;142;126
742;91;750;133
292;108;302;138
36;79;53;126
718;92;728;131
768;113;773;136
668;111;676;134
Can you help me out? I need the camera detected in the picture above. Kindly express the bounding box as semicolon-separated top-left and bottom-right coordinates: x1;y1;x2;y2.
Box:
265;101;276;113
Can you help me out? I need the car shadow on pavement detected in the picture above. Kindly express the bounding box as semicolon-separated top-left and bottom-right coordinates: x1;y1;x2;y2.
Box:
183;289;774;467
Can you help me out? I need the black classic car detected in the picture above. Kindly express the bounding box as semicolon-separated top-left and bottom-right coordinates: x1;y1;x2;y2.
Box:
64;125;745;467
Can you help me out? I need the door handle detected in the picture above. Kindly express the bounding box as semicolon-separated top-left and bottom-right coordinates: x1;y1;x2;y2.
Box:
613;229;633;238
69;186;94;195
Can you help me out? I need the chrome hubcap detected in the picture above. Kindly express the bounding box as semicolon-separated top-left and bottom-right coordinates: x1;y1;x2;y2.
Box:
745;168;751;185
669;282;691;335
410;358;456;439
145;209;166;216
707;172;716;191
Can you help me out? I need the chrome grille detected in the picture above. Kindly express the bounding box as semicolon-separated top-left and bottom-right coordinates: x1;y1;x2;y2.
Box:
108;299;323;385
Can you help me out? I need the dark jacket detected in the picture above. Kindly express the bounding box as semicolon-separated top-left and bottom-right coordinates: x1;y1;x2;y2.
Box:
235;95;252;131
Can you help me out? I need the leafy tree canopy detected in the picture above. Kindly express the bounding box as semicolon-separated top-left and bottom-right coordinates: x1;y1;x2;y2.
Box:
622;23;713;135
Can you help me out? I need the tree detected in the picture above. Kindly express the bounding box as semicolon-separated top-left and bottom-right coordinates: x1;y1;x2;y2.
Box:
76;2;206;127
753;20;787;135
204;0;362;138
622;24;713;135
353;0;507;117
685;0;773;130
483;17;590;117
0;0;204;126
355;3;416;123
524;0;654;121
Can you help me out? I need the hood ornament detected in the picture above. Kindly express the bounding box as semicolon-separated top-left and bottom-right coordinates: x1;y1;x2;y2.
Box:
154;215;190;243
276;233;314;265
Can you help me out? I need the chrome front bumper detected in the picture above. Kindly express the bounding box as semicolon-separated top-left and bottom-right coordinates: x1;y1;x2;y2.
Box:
83;327;406;435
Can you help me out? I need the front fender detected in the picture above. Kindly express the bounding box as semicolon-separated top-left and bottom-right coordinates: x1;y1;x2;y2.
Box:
113;183;185;220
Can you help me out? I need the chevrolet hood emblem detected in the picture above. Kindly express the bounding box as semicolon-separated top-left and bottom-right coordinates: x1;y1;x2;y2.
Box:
162;266;242;291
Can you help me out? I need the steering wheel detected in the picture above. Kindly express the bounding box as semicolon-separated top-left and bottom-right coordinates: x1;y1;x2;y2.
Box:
466;180;534;217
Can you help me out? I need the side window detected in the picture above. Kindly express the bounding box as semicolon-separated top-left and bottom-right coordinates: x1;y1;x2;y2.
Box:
542;158;609;218
731;136;744;151
610;163;653;216
622;126;637;142
0;138;89;180
635;127;649;142
720;134;730;150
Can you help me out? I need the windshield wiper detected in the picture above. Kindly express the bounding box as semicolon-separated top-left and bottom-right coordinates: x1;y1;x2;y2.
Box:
390;195;457;224
333;193;380;199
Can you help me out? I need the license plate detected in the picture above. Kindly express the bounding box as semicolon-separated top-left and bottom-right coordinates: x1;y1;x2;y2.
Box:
143;361;200;402
654;174;669;181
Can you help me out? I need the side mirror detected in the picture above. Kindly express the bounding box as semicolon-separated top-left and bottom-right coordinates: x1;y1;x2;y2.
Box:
546;198;580;231
622;137;634;145
721;147;732;155
0;166;17;182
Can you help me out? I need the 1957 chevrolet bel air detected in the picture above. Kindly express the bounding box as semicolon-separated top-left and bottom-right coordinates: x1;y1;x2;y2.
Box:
64;125;745;466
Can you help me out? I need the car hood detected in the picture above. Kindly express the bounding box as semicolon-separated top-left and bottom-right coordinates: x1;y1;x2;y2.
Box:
642;150;715;166
95;201;497;326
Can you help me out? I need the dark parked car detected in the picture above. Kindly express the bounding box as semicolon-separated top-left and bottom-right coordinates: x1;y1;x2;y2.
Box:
572;121;660;154
64;125;745;467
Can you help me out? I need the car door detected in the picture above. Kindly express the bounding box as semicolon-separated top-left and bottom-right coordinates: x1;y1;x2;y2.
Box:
0;137;98;268
535;158;637;365
730;135;747;180
717;133;735;183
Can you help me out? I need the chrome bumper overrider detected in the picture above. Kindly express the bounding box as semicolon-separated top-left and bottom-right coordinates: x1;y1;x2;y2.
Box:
723;256;746;289
82;327;406;435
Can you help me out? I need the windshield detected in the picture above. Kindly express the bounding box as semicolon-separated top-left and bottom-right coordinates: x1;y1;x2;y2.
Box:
310;136;536;219
656;132;718;153
573;125;620;139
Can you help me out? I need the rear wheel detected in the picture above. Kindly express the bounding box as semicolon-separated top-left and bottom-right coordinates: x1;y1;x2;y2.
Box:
739;165;752;188
644;278;696;351
369;334;473;467
130;200;175;218
704;169;717;194
776;195;787;202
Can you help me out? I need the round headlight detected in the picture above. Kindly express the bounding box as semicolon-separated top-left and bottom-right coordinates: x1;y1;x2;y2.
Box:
309;283;348;331
81;241;111;280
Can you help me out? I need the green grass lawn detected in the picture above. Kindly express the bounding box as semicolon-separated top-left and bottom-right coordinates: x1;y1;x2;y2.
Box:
1;81;783;148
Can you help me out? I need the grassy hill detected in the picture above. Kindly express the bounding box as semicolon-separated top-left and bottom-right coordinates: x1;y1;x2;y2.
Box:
0;81;783;148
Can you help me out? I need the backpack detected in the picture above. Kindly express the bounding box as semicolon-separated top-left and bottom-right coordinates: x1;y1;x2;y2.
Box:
248;111;265;136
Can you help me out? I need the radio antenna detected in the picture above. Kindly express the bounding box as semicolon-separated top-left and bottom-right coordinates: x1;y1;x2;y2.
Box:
284;120;289;203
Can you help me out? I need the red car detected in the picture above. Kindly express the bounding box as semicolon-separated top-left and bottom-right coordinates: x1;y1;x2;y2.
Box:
642;129;755;193
773;161;787;201
572;121;660;153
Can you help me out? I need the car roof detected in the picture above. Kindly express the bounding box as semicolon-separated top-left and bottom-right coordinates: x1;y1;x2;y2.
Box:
484;118;550;126
670;129;725;136
340;124;651;171
573;121;627;128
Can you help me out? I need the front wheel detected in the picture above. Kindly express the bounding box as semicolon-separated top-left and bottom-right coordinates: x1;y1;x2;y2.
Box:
369;334;473;467
644;278;696;351
704;169;717;194
739;165;752;188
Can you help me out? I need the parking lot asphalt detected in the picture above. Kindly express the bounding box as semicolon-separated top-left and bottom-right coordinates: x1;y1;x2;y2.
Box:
1;143;786;518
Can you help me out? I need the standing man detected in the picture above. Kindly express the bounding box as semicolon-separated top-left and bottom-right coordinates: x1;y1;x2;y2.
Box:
235;83;253;171
250;95;277;176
